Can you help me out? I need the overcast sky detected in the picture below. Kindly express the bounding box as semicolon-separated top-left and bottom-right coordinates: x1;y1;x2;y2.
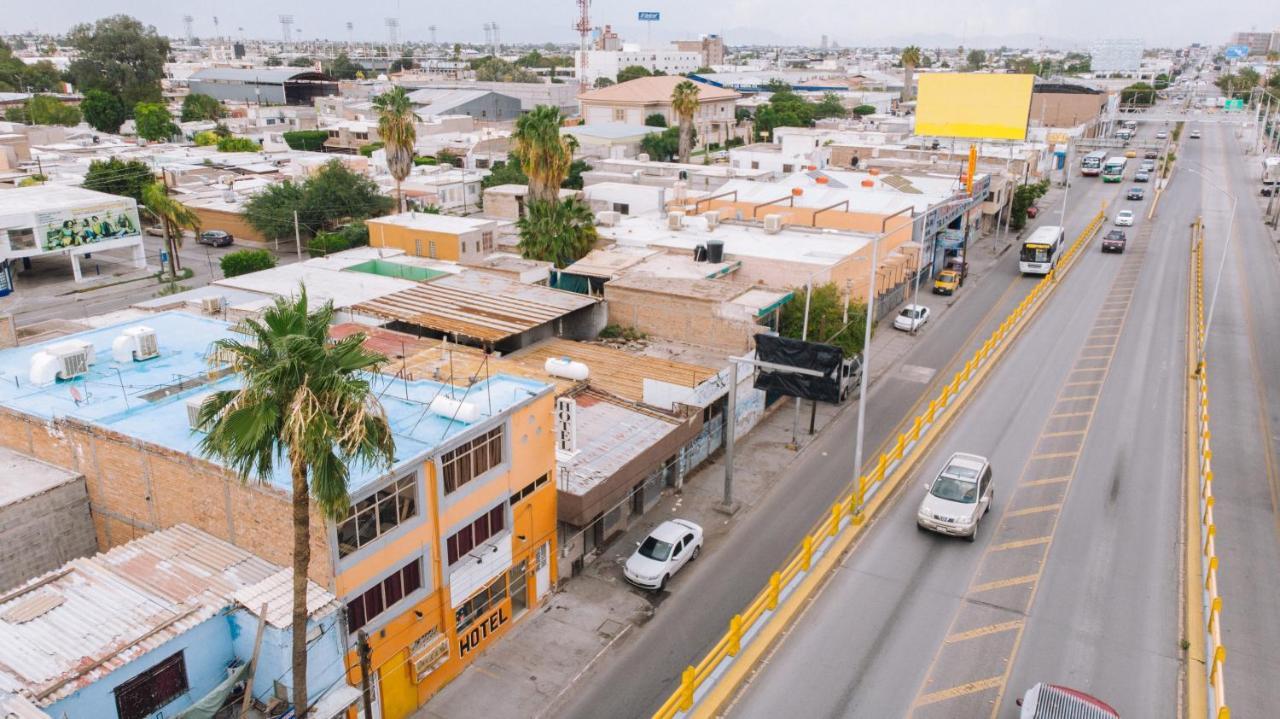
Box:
8;1;1275;49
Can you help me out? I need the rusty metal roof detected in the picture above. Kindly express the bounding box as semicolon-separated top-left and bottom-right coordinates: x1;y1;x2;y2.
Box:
232;569;342;630
0;525;333;707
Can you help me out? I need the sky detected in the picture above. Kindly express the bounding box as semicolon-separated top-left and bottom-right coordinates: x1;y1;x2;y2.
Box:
6;0;1275;49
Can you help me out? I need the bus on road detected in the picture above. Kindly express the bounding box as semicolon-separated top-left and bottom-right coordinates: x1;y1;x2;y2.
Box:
1102;157;1127;183
1020;225;1066;274
1081;150;1109;176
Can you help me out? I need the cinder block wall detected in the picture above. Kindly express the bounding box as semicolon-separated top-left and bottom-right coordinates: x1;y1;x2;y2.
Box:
603;287;757;352
0;478;97;591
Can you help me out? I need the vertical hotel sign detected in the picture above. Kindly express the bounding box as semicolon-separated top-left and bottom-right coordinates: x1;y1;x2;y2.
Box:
36;199;141;252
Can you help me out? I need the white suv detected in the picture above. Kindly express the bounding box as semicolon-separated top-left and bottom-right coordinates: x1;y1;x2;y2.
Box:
917;453;993;542
1114;210;1135;227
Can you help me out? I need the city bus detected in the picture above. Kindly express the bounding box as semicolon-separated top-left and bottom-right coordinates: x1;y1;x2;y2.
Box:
1101;156;1127;183
1019;225;1066;274
1081;150;1109;176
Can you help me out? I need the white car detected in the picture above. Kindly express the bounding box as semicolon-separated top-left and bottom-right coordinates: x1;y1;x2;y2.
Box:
917;452;993;542
893;304;931;332
1114;210;1135;227
623;519;703;591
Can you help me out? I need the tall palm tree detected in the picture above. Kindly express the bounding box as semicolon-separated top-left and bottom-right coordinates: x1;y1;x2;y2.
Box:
516;197;598;268
513;105;574;204
671;80;700;164
900;46;922;102
141;181;200;278
373;86;417;213
197;289;395;717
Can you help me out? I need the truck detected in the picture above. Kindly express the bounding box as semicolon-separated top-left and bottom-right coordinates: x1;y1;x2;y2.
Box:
1263;157;1280;197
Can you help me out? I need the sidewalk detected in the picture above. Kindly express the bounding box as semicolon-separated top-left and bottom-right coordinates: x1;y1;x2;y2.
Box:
416;225;1012;719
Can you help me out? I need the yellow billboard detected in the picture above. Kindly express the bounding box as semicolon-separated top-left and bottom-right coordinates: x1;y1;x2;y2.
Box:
915;73;1035;141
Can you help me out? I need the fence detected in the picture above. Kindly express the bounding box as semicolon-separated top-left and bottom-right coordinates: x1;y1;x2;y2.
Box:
652;206;1107;719
1189;226;1229;719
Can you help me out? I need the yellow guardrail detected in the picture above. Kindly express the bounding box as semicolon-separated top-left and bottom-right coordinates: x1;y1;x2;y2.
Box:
1189;223;1229;719
654;207;1108;719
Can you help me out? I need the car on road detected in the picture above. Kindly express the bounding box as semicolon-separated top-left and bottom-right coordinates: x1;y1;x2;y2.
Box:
1155;130;1168;139
623;519;703;591
197;230;234;247
1190;130;1202;139
1140;159;1156;172
1016;683;1119;718
1124;149;1137;158
893;304;930;332
1126;186;1145;200
1102;229;1127;253
933;269;961;295
1114;210;1135;226
916;452;993;541
1134;171;1151;182
1144;150;1159;159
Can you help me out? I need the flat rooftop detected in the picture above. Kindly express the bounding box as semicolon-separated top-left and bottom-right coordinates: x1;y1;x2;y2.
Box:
558;391;682;497
368;211;497;234
0;312;550;492
0;447;81;509
0;185;133;217
598;213;871;267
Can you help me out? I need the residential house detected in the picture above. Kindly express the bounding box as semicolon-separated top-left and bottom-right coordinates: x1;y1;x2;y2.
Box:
577;76;741;150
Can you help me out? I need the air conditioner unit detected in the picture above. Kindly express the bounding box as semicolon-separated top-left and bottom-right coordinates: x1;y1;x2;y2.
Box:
704;210;721;230
117;326;159;361
764;214;784;234
186;392;214;431
201;296;225;314
667;211;685;230
48;340;95;380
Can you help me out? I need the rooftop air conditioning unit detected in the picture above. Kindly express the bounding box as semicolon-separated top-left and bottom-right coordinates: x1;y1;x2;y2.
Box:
49;340;95;380
186;392;215;431
667;211;686;230
201;296;225;315
112;326;159;362
764;214;784;234
596;211;622;227
637;153;651;163
704;210;721;230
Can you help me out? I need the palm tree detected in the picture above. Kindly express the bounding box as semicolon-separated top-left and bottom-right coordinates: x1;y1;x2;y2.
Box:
373;86;417;212
512;105;575;204
197;288;395;717
901;46;922;102
516;197;598;268
141;182;200;278
671;80;700;164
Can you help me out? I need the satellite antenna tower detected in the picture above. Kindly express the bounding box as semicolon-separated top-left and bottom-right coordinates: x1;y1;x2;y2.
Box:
183;15;194;45
575;0;591;92
429;25;438;46
279;15;294;45
386;18;399;50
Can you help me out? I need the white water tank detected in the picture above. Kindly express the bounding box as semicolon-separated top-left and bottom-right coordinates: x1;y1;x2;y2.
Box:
544;357;589;381
667;211;685;230
429;396;481;424
28;352;60;386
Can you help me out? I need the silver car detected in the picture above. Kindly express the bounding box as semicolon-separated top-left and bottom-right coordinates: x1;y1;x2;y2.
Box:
917;453;993;542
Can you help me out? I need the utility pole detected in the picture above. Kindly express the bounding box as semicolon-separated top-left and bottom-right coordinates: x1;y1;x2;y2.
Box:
358;630;375;719
719;359;738;513
790;279;812;448
239;603;269;719
293;210;303;258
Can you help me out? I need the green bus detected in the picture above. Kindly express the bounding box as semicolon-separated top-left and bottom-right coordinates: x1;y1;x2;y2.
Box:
1101;157;1126;183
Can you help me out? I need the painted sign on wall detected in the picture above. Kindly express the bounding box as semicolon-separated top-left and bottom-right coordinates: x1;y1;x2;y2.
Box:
36;199;140;252
458;604;509;658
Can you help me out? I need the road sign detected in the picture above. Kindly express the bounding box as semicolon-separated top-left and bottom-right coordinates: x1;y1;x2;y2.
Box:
638;11;660;21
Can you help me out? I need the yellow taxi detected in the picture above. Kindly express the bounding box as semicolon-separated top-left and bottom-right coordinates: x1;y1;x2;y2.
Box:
1124;149;1137;158
933;269;961;295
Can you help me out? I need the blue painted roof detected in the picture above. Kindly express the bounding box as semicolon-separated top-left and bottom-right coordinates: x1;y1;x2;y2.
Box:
0;312;548;492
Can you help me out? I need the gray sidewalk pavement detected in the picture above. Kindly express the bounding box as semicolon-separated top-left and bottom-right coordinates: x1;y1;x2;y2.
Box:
416;224;1016;719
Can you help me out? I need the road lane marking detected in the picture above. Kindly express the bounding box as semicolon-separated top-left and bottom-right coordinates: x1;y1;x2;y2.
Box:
970;574;1039;593
1041;429;1086;438
1029;451;1077;460
1022;476;1072;487
914;677;1004;707
944;620;1025;644
1005;503;1063;517
990;536;1053;552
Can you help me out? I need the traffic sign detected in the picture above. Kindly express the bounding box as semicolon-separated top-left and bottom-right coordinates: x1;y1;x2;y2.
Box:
638;11;660;21
1224;45;1249;60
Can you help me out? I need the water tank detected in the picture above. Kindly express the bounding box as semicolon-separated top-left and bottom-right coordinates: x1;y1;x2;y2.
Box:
429;396;481;424
544;357;590;381
706;239;725;263
694;244;708;262
861;179;875;188
28;352;60;386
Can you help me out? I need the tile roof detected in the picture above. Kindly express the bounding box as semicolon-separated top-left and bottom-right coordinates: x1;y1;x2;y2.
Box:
577;76;741;104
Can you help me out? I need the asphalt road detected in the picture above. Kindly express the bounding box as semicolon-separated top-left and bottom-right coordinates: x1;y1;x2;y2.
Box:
726;120;1188;718
557;142;1125;719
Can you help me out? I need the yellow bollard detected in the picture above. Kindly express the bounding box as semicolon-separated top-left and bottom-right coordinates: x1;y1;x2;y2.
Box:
1216;707;1230;719
876;454;888;483
767;571;781;610
912;416;923;441
895;433;906;460
801;536;814;571
1210;645;1226;685
830;502;842;537
729;614;743;656
679;666;696;711
1206;556;1218;590
1209;596;1222;633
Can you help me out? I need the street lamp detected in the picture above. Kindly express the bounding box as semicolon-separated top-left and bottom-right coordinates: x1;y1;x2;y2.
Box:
1180;163;1237;371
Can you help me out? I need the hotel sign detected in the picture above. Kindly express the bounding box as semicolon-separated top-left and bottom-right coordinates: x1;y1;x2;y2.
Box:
457;605;509;658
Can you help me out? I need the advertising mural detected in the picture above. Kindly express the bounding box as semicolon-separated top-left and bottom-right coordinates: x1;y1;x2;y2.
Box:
37;200;140;252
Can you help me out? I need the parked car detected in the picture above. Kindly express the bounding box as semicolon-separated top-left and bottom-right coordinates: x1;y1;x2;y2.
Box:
198;230;234;247
1126;187;1145;200
933;269;961;295
1016;683;1119;718
1102;229;1127;253
916;452;993;542
838;354;863;402
623;519;703;591
1114;210;1135;227
1190;130;1202;139
893;304;931;332
1134;171;1151;183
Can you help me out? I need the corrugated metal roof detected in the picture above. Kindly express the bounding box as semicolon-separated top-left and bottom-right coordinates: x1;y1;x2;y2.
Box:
231;569;343;629
189;67;330;84
0;525;334;707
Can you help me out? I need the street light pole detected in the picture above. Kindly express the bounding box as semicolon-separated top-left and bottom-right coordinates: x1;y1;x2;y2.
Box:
1180;165;1238;370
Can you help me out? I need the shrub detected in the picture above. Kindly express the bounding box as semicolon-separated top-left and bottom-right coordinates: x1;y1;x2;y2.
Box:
216;136;260;152
307;232;350;257
193;130;219;146
358;141;385;158
413;155;438;166
852;104;877;116
219;249;277;278
282;130;328;151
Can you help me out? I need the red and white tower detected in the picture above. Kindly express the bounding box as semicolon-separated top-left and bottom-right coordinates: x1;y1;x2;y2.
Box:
575;0;591;92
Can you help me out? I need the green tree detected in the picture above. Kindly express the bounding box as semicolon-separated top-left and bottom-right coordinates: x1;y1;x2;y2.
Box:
81;89;127;133
436;149;462;166
481;153;529;189
289;56;313;68
373;86;417;212
193;130;219;146
693;66;714;75
82;157;154;203
517;198;597;267
563;159;592;190
472;57;539;83
900;46;922;101
1217;69;1260;98
778;283;869;357
67;15;169;107
812;92;848;120
243;160;393;241
640;127;681;161
217;136;260;152
671;80;700;164
754;85;815;140
644;112;668;127
265;55;283;67
593;77;615;88
851;104;877;117
617;65;653;83
513;105;575;204
1120;82;1157;107
323;52;361;80
196;289;395;719
1009;179;1050;231
1153;73;1171;90
358;141;385;158
219;248;278;277
0;40;27;91
966;49;987;70
20;60;62;92
283;130;329;151
142;181;201;277
19;95;81;126
181;93;226;122
134;102;177;142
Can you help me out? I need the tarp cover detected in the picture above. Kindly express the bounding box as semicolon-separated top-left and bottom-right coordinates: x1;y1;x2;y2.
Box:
175;661;249;719
753;333;844;403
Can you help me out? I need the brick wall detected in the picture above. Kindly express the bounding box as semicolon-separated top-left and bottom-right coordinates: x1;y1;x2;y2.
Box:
0;314;15;349
0;407;335;587
0;476;97;591
603;286;760;352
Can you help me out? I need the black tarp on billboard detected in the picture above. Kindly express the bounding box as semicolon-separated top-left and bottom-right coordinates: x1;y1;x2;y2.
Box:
753;333;844;403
